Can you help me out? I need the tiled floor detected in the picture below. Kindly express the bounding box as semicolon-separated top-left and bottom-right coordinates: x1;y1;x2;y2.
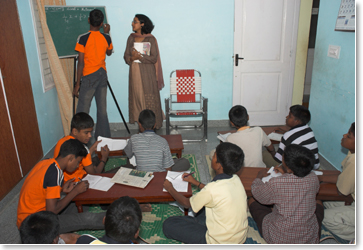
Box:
0;122;336;244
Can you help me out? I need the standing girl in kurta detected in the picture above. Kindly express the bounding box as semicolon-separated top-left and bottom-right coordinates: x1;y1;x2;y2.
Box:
124;14;164;129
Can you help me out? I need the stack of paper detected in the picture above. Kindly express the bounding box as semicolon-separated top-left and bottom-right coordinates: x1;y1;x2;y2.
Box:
97;136;128;151
163;170;190;192
82;174;114;192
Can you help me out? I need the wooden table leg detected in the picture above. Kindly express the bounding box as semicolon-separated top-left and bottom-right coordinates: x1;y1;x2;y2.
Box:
75;202;84;213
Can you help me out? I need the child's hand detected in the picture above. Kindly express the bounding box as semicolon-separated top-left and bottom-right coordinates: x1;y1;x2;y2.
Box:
100;145;110;159
274;164;285;174
103;23;110;34
62;178;76;193
163;179;174;192
89;140;101;154
182;173;196;183
74;180;89;194
256;168;270;179
73;84;80;98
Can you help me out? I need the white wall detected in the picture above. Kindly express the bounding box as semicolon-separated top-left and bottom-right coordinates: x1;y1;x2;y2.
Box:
66;0;235;122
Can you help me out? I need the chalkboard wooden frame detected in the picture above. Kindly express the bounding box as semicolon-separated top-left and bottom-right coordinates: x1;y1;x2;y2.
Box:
44;6;109;58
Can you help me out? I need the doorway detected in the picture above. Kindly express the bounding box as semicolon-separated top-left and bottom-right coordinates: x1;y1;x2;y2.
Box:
233;0;301;126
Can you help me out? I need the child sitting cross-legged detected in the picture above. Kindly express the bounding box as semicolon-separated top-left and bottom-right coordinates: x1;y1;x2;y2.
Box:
321;122;355;241
249;144;323;244
162;142;248;244
19;211;79;244
124;109;190;172
209;105;275;178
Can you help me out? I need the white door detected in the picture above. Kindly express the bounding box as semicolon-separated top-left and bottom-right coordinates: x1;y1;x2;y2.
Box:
233;0;300;125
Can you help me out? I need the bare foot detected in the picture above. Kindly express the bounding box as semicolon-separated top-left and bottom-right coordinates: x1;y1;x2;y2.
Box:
140;203;152;212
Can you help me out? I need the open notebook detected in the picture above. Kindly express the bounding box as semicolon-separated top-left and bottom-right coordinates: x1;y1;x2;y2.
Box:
163;170;191;192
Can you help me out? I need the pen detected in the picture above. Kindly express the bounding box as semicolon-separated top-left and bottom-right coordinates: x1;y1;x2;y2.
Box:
78;177;83;182
183;171;195;178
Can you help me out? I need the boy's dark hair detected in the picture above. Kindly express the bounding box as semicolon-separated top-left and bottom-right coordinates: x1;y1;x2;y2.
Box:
350;122;355;136
138;109;156;130
289;105;311;125
135;14;154;34
215;142;244;175
71;112;94;131
283;144;314;178
58;139;88;158
89;9;104;27
228;105;248;128
105;196;142;243
19;211;60;244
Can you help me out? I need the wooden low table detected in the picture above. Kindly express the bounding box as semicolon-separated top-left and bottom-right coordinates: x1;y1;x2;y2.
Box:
97;134;184;158
73;171;192;215
218;125;290;144
239;167;353;205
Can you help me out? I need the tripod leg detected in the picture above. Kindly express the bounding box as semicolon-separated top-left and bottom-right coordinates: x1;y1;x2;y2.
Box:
107;81;130;134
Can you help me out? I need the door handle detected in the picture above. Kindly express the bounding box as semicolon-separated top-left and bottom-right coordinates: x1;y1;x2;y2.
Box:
235;54;244;66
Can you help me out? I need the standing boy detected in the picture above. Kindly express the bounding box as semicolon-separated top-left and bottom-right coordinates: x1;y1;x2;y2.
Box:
263;105;320;169
249;144;323;244
17;139;105;233
74;9;113;139
163;142;248;244
321;122;355;241
54;112;110;183
124;109;190;172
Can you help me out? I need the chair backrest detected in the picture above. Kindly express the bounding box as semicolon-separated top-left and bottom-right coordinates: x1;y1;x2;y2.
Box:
170;69;201;103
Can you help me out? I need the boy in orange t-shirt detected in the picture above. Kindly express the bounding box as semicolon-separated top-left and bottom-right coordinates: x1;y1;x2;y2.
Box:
54;112;110;183
17;139;105;233
73;9;113;139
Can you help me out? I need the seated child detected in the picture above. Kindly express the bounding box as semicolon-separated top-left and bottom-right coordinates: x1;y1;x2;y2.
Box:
19;211;61;244
54;112;111;183
19;211;79;244
263;104;320;169
124;109;190;172
209;105;274;178
321;122;355;241
163;142;248;244
75;196;142;244
249;144;323;244
17;139;105;233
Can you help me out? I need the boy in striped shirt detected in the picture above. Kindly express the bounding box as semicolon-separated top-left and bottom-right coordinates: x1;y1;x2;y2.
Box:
273;105;320;169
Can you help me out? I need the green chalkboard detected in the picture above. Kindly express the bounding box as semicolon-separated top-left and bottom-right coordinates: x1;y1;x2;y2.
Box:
44;6;108;58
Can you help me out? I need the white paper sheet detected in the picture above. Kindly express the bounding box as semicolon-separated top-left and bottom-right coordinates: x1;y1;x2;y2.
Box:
82;174;114;192
267;132;283;142
262;167;282;183
163;170;190;192
217;133;231;142
97;136;128;151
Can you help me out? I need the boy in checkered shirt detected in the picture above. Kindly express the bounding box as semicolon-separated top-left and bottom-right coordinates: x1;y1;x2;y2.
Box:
248;144;323;244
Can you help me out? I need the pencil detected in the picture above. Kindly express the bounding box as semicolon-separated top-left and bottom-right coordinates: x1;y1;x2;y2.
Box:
183;171;195;178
